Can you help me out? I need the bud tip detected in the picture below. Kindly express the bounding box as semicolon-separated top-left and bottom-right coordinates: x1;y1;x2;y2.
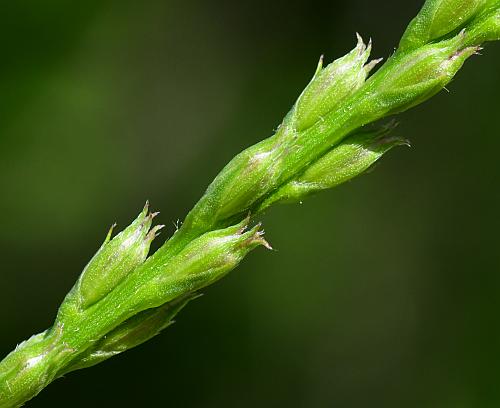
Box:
103;223;117;243
316;54;324;74
146;224;165;242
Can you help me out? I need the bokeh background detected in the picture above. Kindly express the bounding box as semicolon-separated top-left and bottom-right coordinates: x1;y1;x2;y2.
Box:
0;0;499;407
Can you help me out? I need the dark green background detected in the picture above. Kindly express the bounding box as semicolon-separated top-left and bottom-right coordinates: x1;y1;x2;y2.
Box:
0;0;499;406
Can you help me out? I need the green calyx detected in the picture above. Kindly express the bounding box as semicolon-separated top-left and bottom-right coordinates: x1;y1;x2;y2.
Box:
399;0;490;51
293;34;381;132
365;32;480;117
72;202;164;309
134;217;271;311
257;124;408;211
464;3;500;45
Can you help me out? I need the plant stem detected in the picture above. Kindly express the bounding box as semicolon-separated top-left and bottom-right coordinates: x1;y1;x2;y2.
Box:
1;1;498;406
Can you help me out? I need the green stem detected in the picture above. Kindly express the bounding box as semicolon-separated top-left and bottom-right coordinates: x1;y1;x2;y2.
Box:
1;1;498;406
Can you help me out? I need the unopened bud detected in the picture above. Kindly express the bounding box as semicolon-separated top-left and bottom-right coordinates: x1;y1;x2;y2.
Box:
182;137;289;233
257;124;407;211
367;33;479;117
399;0;489;51
76;203;163;309
464;4;500;45
137;217;270;310
293;34;381;131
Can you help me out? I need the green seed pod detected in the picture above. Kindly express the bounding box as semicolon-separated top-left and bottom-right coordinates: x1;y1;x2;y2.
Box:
367;33;480;118
76;203;164;309
399;0;490;51
257;125;407;211
293;34;381;132
136;217;271;310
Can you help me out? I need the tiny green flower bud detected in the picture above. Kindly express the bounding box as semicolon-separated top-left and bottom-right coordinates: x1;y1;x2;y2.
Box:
464;4;500;45
399;0;490;51
137;218;271;310
293;34;381;131
367;33;480;117
181;136;290;234
76;203;164;309
257;125;407;211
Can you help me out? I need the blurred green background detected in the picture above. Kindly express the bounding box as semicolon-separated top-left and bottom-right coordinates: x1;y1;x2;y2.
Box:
0;0;499;406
